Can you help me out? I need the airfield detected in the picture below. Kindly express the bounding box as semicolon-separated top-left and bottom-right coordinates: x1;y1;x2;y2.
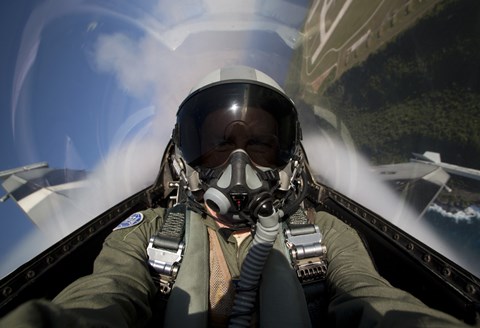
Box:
294;0;442;97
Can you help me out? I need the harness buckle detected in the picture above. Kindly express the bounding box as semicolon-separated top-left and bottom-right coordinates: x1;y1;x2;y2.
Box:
285;225;328;284
147;236;185;294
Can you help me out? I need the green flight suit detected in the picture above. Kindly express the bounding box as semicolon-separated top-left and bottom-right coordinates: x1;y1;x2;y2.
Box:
0;208;473;327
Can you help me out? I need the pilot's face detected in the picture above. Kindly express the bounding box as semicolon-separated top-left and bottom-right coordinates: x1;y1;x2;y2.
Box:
199;107;279;168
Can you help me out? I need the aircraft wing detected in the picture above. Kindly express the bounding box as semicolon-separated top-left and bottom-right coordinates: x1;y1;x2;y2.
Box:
372;162;450;218
0;163;91;239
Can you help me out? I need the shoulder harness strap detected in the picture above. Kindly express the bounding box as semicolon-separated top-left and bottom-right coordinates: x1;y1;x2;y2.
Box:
147;203;187;295
283;209;329;326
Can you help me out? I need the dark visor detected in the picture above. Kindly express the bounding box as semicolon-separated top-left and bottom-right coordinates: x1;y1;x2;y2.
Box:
175;82;299;169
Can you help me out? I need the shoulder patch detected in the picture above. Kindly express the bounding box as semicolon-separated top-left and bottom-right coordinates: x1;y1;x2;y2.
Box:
114;212;144;231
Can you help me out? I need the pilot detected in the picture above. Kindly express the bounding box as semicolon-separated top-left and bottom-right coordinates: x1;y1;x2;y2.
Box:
0;66;471;328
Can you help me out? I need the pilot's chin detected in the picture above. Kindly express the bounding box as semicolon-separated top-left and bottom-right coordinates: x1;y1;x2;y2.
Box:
215;213;250;230
204;202;249;228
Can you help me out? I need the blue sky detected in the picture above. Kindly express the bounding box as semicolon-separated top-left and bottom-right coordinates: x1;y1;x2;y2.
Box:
0;0;176;276
0;1;45;275
0;1;183;276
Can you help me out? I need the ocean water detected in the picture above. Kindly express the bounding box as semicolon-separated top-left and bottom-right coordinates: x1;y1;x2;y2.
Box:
423;203;480;277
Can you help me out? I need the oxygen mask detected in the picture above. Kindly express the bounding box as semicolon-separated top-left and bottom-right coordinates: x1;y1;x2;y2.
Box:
201;149;279;226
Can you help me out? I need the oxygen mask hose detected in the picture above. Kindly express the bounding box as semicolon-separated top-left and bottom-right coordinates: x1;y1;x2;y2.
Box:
228;199;283;328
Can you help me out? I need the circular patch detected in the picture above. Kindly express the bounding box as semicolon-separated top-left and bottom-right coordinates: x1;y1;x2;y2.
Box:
113;212;144;231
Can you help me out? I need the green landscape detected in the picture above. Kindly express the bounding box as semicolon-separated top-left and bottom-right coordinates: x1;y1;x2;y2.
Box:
320;0;480;168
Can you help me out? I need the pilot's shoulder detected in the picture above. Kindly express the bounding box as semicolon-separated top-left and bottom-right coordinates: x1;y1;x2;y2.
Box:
110;207;166;239
313;210;358;238
314;210;346;228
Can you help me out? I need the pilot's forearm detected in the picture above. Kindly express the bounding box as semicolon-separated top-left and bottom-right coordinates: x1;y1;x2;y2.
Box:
52;239;155;327
0;210;162;328
316;211;469;327
51;210;161;327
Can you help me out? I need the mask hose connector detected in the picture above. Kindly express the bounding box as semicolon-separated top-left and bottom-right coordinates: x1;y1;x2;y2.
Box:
228;199;283;328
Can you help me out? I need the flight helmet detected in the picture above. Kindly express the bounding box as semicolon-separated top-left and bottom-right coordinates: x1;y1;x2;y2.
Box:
172;66;304;226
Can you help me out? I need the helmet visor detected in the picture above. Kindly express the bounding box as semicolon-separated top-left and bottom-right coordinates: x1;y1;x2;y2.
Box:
176;83;299;168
